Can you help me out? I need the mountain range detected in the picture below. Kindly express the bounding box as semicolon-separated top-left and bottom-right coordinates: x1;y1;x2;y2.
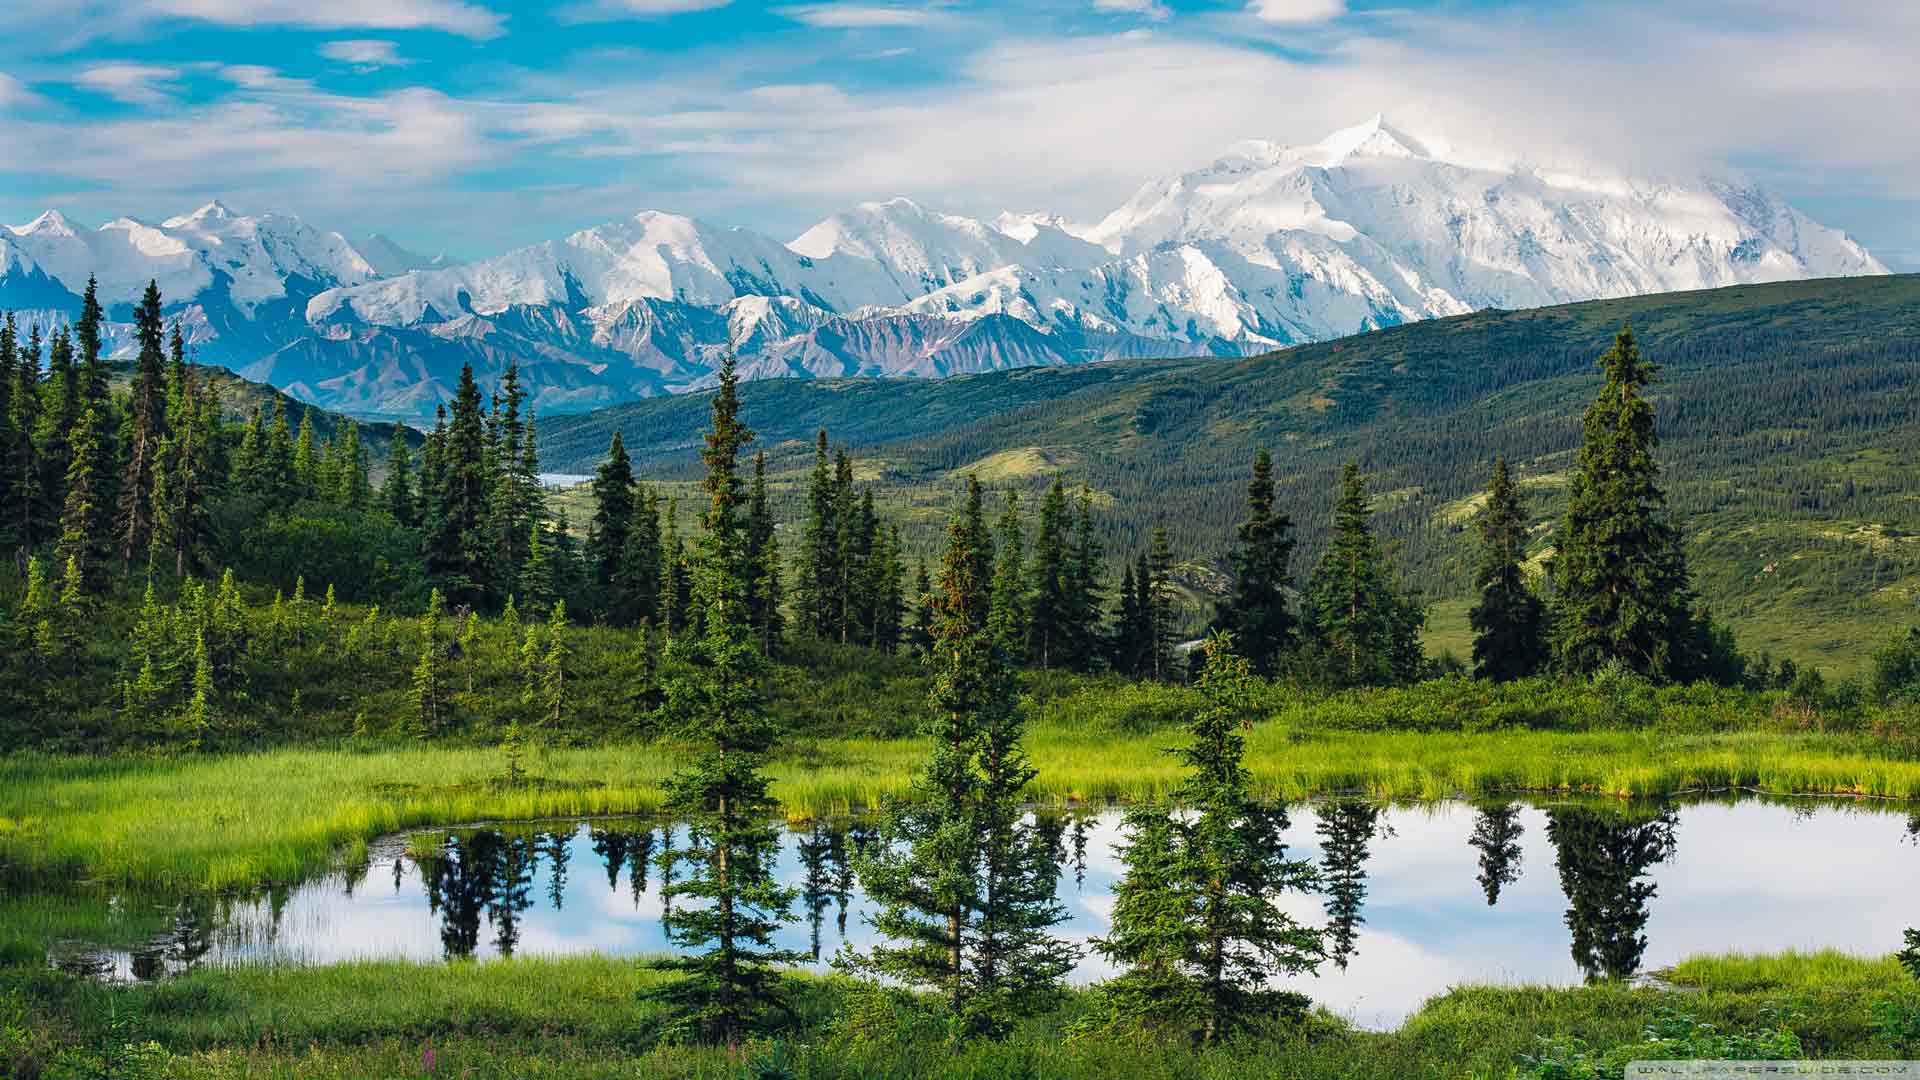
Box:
1;116;1887;421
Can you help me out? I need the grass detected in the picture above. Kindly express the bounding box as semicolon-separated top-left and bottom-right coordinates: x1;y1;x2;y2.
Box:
3;951;1914;1079
5;723;1920;893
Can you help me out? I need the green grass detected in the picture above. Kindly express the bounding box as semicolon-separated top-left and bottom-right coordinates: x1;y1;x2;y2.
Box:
4;951;1914;1079
6;721;1920;893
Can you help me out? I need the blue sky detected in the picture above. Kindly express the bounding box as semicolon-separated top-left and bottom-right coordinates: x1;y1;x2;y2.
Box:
0;0;1914;267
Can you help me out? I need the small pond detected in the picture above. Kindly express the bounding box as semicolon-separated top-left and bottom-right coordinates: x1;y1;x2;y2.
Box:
37;796;1920;1029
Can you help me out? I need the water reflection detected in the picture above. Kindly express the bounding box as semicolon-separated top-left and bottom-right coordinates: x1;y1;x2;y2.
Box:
24;796;1920;1030
1545;806;1679;981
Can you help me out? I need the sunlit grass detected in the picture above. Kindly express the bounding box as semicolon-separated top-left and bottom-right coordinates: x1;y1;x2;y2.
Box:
5;725;1920;892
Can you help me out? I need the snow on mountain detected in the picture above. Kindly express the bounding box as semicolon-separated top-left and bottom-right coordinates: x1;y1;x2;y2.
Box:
0;118;1888;419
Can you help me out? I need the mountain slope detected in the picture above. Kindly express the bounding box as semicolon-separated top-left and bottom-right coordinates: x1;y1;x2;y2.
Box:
3;118;1886;421
539;274;1920;673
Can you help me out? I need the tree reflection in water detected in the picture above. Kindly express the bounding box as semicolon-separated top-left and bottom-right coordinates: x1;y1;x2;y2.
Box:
1316;801;1386;969
1469;803;1525;906
1545;805;1679;981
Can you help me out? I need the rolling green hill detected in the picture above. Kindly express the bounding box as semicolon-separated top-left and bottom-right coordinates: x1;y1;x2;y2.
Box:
538;275;1920;675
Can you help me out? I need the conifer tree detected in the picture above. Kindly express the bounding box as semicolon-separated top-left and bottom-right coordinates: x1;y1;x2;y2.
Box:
1470;802;1525;906
0;313;13;550
54;553;88;669
38;325;78;528
265;398;297;506
1211;449;1297;675
56;405;111;594
154;331;219;578
1063;486;1105;671
1027;479;1070;668
1146;527;1177;682
20;555;52;664
76;276;109;412
744;452;784;655
119;281;170;575
830;451;860;642
617;485;663;628
7;317;40;559
846;484;1073;1037
907;560;934;656
1096;633;1323;1042
1303;463;1424;687
488;363;537;582
1551;327;1699;680
409;589;449;735
542;600;569;727
292;408;317;501
427;366;493;605
382;429;416;527
795;430;839;639
522;520;557;614
183;631;214;751
587;432;635;608
1110;560;1146;676
647;355;800;1048
659;497;689;640
1470;456;1548;681
989;490;1029;664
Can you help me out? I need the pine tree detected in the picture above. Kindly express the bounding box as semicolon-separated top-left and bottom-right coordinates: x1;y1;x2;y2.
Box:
830;451;859;642
56;405;111;594
1110;560;1146;676
427;366;493;605
0;313;13;553
1096;633;1323;1042
795;430;839;639
1211;449;1297;675
647;355;801;1048
182;630;215;751
6;317;40;559
292;408;317;501
989;490;1029;664
1303;463;1424;687
37;325;78;532
845;484;1073;1037
907;560;934;656
1062;486;1106;671
1146;527;1177;682
119;281;170;574
616;486;663;629
154;329;219;578
20;556;52;664
1469;802;1525;906
1027;479;1070;669
382;429;416;527
542;600;569;727
660;497;689;641
1470;457;1548;681
488;363;536;585
54;553;88;670
587;432;635;613
409;589;449;736
744;452;784;655
1551;326;1699;681
265;398;297;506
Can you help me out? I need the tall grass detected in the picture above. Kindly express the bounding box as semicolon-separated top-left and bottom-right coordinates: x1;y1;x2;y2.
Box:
6;725;1920;892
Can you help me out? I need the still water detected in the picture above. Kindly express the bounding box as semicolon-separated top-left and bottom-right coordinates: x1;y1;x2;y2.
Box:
63;797;1920;1029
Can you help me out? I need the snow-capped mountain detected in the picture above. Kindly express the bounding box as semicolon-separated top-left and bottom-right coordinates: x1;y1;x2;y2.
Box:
1;116;1887;420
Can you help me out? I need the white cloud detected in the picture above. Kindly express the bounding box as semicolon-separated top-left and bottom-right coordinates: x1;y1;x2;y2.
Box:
558;0;730;19
1094;0;1170;20
74;62;182;105
320;39;410;70
776;4;930;28
1247;0;1344;23
0;73;38;109
143;0;504;38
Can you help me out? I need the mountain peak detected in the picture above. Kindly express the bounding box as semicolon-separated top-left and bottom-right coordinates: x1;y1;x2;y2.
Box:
15;209;80;237
1311;113;1432;164
163;200;238;228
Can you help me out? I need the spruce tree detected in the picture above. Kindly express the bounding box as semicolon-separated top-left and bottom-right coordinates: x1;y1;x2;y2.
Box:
0;313;13;552
1551;326;1698;680
409;589;449;735
1096;633;1322;1042
1303;463;1424;687
1027;479;1070;668
56;405;111;594
744;452;784;655
830;451;859;642
647;355;800;1048
265;398;297;506
1063;486;1105;671
1212;449;1297;675
7;318;40;559
427;366;493;605
618;485;663;628
541;600;569;727
292;408;317;501
1146;527;1177;682
382;430;416;527
907;560;934;656
1470;457;1548;681
154;328;219;578
38;326;78;534
587;432;635;610
989;490;1029;664
795;430;839;639
1110;560;1145;676
845;485;1073;1037
1469;802;1525;906
120;283;171;576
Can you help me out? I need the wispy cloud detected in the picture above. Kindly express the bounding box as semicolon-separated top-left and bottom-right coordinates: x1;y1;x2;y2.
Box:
0;72;39;109
320;39;411;71
1247;0;1344;24
75;62;183;105
776;4;931;28
1094;0;1171;21
559;0;730;20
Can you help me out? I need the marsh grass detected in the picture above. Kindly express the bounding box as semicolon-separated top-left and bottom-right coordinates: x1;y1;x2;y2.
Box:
5;725;1920;893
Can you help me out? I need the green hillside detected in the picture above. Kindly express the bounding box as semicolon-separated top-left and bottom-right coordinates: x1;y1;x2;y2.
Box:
539;275;1920;674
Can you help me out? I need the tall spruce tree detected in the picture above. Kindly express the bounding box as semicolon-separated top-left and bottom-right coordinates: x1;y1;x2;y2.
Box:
1062;486;1105;671
989;490;1029;664
427;365;493;605
1551;326;1699;681
39;325;78;531
617;485;664;629
1097;633;1322;1042
588;432;636;612
1469;456;1548;681
56;404;111;594
1146;527;1177;682
1026;479;1070;669
846;482;1074;1037
0;314;13;552
382;430;416;527
795;430;839;639
744;451;784;655
153;328;219;578
5;316;37;560
1211;449;1298;675
1303;463;1424;687
647;355;801;1048
118;281;169;573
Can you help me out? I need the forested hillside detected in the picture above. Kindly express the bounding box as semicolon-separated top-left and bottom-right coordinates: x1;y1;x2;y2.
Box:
540;274;1920;671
